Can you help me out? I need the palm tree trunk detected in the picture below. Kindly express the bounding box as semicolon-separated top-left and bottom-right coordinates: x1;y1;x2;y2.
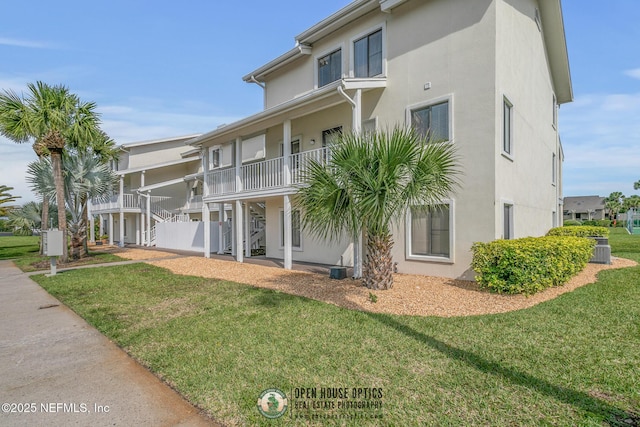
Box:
40;195;49;255
51;149;68;262
363;232;394;290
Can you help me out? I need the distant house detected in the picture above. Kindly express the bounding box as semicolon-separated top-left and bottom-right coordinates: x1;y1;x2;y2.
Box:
563;196;606;221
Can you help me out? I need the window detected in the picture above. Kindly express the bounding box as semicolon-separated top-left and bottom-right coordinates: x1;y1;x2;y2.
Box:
354;29;382;77
318;49;342;87
210;148;220;169
407;203;451;260
552;94;558;128
280;209;301;248
503;98;513;155
503;204;514;239
552;152;557;185
410;101;449;141
322;127;342;147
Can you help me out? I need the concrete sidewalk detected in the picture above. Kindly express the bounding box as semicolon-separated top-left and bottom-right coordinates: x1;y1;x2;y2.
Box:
0;260;218;427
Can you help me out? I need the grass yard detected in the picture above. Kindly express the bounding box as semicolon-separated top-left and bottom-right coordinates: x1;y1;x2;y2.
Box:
0;235;40;260
28;228;640;426
0;235;125;271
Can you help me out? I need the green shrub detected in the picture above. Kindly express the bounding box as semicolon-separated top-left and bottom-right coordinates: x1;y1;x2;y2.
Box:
547;226;609;237
471;236;595;295
596;219;612;227
563;219;582;226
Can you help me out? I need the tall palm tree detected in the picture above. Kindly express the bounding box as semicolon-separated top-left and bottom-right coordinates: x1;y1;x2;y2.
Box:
27;154;117;259
0;82;103;262
296;127;460;290
605;191;624;221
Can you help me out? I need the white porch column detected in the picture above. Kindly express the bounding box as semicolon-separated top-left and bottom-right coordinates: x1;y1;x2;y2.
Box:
352;89;363;278
203;202;211;258
244;202;251;258
140;212;146;245
118;176;125;247
98;214;104;238
108;213;114;246
146;191;151;247
231;203;236;256
283;195;292;270
88;202;95;243
140;171;145;245
217;203;225;255
135;214;140;245
283;119;293;270
235;200;243;263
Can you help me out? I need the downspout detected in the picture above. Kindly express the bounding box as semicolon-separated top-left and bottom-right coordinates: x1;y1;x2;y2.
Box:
248;75;266;110
337;83;363;279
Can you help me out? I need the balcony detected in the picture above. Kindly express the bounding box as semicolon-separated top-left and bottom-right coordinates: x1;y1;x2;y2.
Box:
205;146;330;198
89;193;139;212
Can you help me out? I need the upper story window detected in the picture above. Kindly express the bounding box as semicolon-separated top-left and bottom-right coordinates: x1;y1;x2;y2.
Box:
210;147;220;169
503;97;513;156
354;29;382;78
552;94;558;128
410;101;449;142
318;49;342;87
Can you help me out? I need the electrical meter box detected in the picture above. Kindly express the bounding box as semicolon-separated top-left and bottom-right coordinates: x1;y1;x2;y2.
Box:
42;229;64;257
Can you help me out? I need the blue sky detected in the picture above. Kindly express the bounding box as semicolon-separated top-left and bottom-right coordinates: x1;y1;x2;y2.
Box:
1;0;639;203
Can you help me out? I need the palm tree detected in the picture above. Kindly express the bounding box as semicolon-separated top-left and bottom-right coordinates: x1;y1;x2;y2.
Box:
296;127;460;290
634;180;640;191
605;191;624;221
0;185;20;216
0;82;103;262
7;201;57;236
27;154;117;259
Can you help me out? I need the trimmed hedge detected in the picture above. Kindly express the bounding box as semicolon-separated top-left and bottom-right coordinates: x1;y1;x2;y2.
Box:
547;225;609;238
563;219;582;226
471;236;595;295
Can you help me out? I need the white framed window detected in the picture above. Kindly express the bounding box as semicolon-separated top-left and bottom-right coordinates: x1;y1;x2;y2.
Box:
317;48;342;87
406;200;454;263
362;118;377;134
209;148;221;169
354;28;383;78
280;209;302;249
407;96;452;142
322;127;342;147
503;203;514;239
503;97;513;157
552;152;557;185
552;94;558;129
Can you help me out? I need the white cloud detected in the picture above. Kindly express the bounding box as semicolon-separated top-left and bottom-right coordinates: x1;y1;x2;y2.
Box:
624;68;640;80
0;37;60;49
560;91;640;197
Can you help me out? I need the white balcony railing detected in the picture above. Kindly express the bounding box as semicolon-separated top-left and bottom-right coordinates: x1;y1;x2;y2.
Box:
205;146;330;198
89;193;139;212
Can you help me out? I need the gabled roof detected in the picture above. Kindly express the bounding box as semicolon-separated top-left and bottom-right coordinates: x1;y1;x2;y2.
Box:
120;134;201;149
116;156;200;176
563;196;605;212
243;0;572;102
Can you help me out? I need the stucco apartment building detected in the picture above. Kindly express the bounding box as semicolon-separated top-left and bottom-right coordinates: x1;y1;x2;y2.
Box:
92;0;570;280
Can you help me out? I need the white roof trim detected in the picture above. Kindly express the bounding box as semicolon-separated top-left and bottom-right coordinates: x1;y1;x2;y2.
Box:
120;134;201;149
116;156;200;176
190;77;387;147
138;177;185;192
243;44;312;82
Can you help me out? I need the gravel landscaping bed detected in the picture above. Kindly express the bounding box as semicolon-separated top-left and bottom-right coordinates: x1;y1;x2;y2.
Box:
116;249;637;317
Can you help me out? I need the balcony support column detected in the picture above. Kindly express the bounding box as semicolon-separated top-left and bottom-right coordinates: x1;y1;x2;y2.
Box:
98;214;104;238
235;200;243;263
135;214;140;245
244;202;251;258
140;171;145;245
283;119;293;270
108;213;114;246
203;202;211;258
118;176;125;247
218;203;226;255
231;203;236;256
146;191;151;247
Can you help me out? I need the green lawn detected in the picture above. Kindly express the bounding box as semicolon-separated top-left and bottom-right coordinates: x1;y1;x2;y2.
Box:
0;235;40;259
27;231;640;426
0;235;124;271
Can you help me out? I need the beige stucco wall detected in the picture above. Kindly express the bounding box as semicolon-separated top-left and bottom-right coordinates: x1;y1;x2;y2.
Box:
264;198;353;266
494;0;560;239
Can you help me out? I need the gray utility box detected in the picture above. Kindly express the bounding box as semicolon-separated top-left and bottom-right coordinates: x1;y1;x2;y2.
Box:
589;237;611;265
329;266;347;280
42;229;64;257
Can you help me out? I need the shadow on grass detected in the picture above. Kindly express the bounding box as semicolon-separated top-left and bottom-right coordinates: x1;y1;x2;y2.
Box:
366;311;639;426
